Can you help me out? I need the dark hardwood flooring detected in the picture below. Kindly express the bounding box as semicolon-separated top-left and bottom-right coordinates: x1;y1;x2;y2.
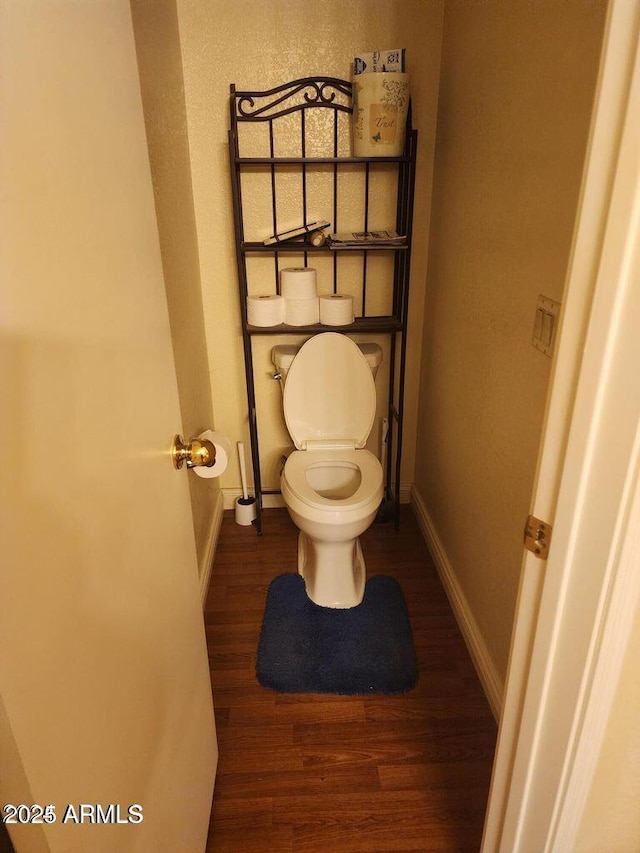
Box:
204;506;497;852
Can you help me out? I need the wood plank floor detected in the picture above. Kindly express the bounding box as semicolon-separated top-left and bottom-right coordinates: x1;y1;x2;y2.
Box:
204;507;497;852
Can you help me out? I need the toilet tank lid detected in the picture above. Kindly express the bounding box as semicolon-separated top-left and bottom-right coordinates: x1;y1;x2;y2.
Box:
272;345;300;371
358;343;383;369
272;341;382;371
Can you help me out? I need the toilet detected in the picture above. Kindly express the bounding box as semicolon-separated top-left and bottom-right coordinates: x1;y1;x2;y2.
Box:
272;333;384;608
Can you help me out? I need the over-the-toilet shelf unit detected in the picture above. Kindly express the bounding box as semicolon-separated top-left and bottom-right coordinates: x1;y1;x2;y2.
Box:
229;77;417;534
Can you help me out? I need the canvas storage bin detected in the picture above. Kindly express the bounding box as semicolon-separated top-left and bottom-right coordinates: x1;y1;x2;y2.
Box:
352;72;410;157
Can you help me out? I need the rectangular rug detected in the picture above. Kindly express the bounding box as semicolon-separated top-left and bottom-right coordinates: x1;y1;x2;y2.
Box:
256;573;418;695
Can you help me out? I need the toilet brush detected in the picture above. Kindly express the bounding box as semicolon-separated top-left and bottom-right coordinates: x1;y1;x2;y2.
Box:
375;417;395;523
235;441;257;526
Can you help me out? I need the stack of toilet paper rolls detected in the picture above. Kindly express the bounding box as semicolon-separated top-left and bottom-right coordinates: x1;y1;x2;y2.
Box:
280;267;319;326
246;267;355;327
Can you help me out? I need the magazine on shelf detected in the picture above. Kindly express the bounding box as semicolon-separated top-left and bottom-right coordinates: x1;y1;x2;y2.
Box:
328;230;406;248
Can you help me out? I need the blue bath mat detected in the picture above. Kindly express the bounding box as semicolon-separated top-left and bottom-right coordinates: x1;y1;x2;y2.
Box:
256;574;418;695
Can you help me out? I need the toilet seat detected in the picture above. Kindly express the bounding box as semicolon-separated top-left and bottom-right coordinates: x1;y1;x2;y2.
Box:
283;333;376;450
283;448;382;512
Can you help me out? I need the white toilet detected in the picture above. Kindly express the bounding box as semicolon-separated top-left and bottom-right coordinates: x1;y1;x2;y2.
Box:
272;333;384;608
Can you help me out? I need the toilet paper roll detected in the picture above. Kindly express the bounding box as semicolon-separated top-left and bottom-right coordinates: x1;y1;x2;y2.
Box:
319;294;355;326
247;294;285;326
192;430;232;479
285;296;319;326
280;267;318;299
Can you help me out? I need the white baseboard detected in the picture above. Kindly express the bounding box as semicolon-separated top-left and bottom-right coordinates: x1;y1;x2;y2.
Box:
223;483;413;511
199;490;225;607
411;485;504;719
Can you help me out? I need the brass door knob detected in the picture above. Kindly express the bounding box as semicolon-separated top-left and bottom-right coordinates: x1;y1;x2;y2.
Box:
172;435;217;470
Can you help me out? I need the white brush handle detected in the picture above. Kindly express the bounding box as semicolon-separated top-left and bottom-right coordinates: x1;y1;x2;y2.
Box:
237;441;249;500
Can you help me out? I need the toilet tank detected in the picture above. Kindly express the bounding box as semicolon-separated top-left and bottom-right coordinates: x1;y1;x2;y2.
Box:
272;340;382;383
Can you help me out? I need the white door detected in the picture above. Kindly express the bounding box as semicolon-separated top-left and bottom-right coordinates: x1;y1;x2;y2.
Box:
0;3;216;852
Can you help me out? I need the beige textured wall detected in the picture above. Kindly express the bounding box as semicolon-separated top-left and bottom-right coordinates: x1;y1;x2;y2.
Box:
176;0;444;494
130;0;219;573
414;0;607;679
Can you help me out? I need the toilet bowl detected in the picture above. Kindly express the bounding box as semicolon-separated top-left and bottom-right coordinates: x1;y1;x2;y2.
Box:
273;333;383;608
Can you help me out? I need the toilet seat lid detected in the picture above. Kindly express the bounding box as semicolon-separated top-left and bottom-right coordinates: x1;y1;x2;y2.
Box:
283;333;376;450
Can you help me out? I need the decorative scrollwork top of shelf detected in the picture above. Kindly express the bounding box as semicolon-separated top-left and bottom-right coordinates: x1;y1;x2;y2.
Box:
232;77;352;123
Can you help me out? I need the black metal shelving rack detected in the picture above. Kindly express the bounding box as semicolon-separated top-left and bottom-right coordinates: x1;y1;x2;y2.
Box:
229;77;417;534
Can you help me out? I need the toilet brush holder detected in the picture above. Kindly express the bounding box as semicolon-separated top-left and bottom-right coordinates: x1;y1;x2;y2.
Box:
235;440;257;526
235;496;257;526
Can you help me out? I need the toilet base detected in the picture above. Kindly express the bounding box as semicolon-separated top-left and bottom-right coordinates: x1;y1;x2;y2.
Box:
297;531;366;609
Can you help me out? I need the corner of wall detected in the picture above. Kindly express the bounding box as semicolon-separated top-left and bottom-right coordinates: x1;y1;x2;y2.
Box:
411;484;504;719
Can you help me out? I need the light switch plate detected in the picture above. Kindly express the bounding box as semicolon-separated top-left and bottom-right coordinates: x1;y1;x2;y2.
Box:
532;295;561;357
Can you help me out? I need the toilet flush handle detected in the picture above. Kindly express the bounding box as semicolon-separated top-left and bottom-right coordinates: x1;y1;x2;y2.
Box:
171;435;216;470
272;372;284;397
